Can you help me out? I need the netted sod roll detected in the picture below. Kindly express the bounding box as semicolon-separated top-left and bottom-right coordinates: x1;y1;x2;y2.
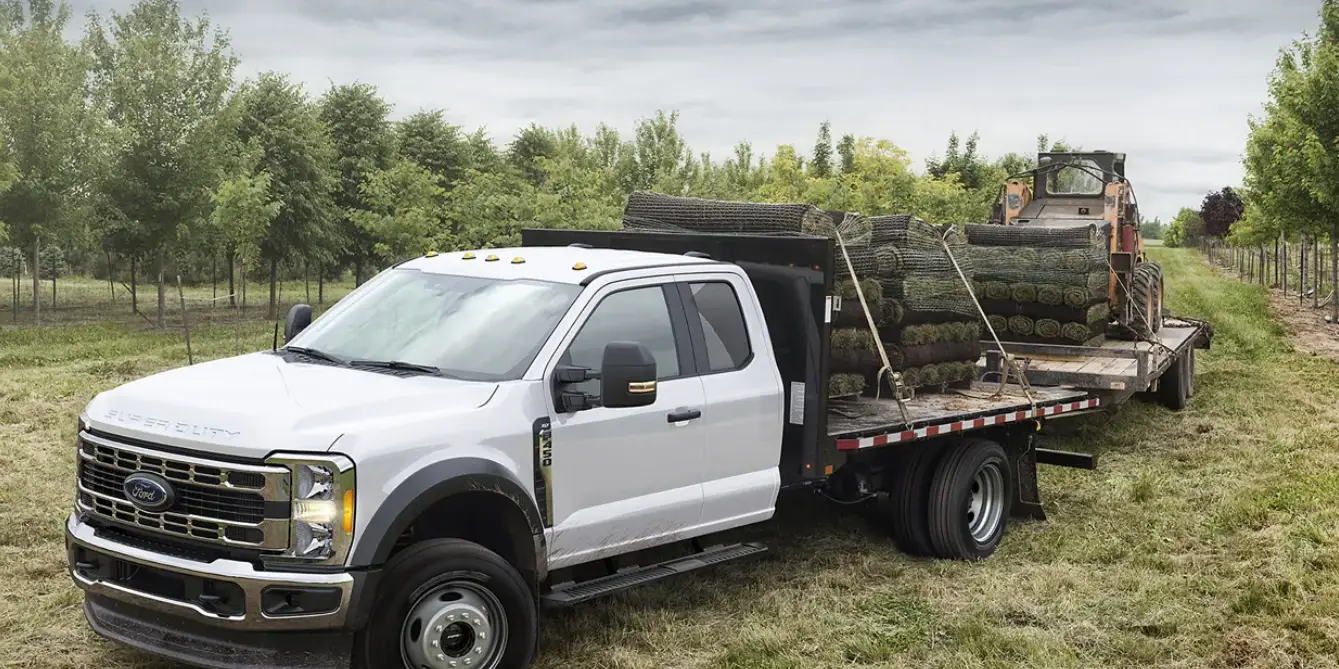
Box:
978;300;1110;324
970;245;1107;274
972;268;1109;290
1009;282;1038;303
1061;322;1102;343
865;215;966;252
1037;284;1065;306
987;314;1008;334
1007;315;1035;336
833;280;899;327
877;277;977;317
1034;318;1062;339
897;361;977;389
965;222;1110;248
830;328;880;374
828;373;866;398
624;191;830;236
888;340;982;369
893;321;980;347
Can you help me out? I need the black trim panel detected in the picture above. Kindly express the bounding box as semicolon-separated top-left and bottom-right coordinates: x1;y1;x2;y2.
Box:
577;261;719;286
348;457;546;569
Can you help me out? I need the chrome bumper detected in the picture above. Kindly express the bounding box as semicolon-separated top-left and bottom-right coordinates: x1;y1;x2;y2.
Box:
66;513;355;631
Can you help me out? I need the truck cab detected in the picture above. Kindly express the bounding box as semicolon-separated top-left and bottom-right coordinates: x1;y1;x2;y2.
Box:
67;246;786;669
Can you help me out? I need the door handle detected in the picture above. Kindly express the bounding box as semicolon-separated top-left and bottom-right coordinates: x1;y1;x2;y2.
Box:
667;408;701;423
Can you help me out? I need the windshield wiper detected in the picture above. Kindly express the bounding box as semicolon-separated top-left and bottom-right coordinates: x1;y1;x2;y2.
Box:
349;359;442;376
282;346;347;365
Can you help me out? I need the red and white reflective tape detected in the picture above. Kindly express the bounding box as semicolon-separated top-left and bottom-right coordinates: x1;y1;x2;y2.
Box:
833;397;1100;451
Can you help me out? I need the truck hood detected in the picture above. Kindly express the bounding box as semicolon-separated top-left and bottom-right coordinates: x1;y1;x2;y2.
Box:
83;352;499;460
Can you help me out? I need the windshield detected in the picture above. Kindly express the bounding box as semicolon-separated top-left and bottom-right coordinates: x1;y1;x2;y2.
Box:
287;269;581;382
1045;158;1106;196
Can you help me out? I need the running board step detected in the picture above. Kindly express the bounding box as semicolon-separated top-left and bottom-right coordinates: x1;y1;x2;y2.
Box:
542;542;768;606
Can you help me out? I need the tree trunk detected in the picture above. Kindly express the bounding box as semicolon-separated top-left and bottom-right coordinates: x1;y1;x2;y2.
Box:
212;255;217;308
131;257;138;314
11;268;17;324
1331;225;1338;324
31;235;40;326
354;259;364;287
228;254;236;308
106;251;116;303
157;249;166;330
268;257;278;320
304;261;310;304
52;272;56;309
318;263;324;305
1301;236;1307;302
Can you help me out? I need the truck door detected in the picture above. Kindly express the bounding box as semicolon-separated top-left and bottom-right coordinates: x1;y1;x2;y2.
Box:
542;278;707;569
675;275;784;533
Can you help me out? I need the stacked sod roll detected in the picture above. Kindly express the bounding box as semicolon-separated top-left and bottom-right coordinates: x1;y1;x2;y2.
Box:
964;222;1113;346
827;215;982;396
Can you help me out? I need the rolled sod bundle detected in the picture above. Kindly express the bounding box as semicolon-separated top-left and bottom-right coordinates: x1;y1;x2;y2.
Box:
965;222;1110;248
878;277;977;317
973;268;1107;288
984;281;1012;301
898;366;921;388
987;314;1008;334
624;191;830;236
918;363;943;386
1061;322;1099;343
829;373;866;398
1009;283;1038;303
1037;284;1065;306
1034;318;1063;339
830;328;880;373
1007;315;1035;336
1062;286;1092;308
896;321;980;347
866;215;965;252
888;341;982;369
980;300;1110;324
834;280;898;327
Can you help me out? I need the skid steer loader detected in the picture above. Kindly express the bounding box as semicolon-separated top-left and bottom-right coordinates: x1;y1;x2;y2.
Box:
988;150;1162;338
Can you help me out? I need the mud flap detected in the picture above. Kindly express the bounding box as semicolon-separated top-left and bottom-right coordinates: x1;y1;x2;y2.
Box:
1007;429;1046;521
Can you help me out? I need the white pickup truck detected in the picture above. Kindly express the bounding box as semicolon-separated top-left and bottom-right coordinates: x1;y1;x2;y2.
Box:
66;227;1207;669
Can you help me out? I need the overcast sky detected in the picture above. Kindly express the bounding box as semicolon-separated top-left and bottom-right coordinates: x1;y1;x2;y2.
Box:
69;0;1323;221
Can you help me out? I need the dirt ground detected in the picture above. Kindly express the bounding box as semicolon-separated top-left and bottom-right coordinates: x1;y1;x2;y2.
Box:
1211;263;1339;362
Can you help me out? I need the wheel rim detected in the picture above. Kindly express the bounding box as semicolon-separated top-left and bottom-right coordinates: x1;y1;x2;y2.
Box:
966;462;1005;544
401;580;508;669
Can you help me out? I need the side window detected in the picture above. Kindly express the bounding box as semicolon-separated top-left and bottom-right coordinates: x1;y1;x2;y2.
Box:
689;282;752;372
564;286;680;395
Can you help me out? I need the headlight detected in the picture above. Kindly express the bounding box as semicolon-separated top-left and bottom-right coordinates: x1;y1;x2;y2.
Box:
264;454;355;566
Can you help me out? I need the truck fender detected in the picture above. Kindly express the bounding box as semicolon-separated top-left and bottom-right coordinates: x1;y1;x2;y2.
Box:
349;457;546;578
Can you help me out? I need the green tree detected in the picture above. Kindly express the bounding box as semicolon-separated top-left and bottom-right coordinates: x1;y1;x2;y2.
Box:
506;123;557;185
618;110;693;193
318;82;394;286
396;110;470;187
236;72;338;318
350;158;444;262
0;0;102;324
837;133;856;174
810;121;833;178
86;0;237;327
209;148;280;308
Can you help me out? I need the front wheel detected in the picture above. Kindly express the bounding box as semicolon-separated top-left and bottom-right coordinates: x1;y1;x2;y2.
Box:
355;539;538;669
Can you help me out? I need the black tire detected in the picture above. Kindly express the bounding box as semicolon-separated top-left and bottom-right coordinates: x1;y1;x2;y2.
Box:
1149;262;1164;334
877;447;942;557
1130;263;1160;337
354;539;537;669
1159;351;1189;411
926;439;1012;560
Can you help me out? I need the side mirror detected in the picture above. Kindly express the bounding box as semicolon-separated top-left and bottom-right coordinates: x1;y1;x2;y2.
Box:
284;304;313;342
600;342;657;408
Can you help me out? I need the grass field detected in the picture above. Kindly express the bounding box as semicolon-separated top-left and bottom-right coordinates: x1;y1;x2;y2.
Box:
3;247;1339;668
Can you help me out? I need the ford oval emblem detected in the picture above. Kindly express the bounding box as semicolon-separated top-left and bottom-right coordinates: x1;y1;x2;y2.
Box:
123;472;176;513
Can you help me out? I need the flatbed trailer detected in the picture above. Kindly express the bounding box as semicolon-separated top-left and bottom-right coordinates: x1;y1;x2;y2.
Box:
522;227;1150;559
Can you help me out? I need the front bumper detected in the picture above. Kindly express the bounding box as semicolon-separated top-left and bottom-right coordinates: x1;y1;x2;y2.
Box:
67;513;371;668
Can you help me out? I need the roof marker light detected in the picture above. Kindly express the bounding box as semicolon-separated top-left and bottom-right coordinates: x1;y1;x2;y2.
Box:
573;262;587;271
485;254;499;262
511;257;525;264
462;252;476;260
425;251;438;257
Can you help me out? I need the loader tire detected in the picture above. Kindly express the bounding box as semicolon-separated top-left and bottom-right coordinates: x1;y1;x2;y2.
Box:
1131;263;1161;337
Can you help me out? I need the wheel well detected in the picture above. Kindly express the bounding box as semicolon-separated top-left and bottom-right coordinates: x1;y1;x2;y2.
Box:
390;491;539;585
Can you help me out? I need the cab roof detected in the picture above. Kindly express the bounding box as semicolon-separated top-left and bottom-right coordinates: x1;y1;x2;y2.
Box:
395;246;722;285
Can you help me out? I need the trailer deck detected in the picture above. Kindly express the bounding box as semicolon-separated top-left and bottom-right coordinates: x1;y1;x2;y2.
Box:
827;382;1096;451
976;317;1209;393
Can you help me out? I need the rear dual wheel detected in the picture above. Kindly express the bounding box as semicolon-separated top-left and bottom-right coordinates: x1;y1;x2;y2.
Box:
879;439;1013;560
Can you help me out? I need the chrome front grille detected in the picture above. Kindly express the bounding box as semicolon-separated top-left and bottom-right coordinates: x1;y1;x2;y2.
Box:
76;432;291;551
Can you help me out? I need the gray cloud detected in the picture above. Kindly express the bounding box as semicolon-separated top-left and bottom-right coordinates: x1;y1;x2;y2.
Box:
68;0;1325;219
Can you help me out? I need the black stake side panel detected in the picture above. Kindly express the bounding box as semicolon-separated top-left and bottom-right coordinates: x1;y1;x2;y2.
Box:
521;228;838;484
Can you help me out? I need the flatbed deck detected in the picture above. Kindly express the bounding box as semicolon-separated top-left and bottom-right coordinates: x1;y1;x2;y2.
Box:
976;318;1209;393
827;382;1096;451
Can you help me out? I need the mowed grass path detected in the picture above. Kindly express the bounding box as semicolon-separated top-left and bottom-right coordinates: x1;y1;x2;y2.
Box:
3;248;1339;668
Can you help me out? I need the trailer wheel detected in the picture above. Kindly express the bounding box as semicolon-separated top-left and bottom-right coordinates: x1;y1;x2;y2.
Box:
1187;347;1196;398
1158;351;1189;411
876;447;942;557
354;539;537;669
927;439;1011;560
